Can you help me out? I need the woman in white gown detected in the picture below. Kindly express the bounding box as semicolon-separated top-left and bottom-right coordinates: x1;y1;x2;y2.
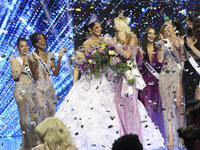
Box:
56;14;165;150
55;15;121;150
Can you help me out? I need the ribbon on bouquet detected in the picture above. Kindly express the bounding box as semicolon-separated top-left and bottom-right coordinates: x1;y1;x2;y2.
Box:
121;62;146;97
16;56;35;81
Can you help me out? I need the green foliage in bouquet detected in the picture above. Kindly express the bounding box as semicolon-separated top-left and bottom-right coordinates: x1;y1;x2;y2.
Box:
111;57;136;84
79;42;110;78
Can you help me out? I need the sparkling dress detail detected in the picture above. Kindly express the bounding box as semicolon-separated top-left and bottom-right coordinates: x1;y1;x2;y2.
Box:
30;52;57;123
159;44;181;147
10;58;39;150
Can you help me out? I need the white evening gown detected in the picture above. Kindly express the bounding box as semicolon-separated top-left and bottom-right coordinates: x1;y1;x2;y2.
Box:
55;74;165;150
55;74;121;150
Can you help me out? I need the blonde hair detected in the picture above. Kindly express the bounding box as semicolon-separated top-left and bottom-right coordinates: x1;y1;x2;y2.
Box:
35;117;74;150
114;13;133;45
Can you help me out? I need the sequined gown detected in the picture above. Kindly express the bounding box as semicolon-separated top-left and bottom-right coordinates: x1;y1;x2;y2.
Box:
138;52;165;139
30;52;57;123
55;74;120;150
116;47;165;149
10;58;39;150
159;44;181;147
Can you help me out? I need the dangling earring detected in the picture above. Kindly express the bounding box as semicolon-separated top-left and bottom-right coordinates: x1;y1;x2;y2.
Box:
90;31;92;35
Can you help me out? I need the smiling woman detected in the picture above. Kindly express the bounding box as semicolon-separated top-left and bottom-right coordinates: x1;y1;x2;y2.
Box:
10;37;39;149
29;33;67;124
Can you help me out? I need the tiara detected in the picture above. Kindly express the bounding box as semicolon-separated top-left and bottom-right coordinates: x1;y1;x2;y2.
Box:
117;11;129;25
87;14;98;26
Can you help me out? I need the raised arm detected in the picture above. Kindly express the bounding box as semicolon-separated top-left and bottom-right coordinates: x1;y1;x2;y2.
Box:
51;47;67;76
105;34;137;59
10;59;24;80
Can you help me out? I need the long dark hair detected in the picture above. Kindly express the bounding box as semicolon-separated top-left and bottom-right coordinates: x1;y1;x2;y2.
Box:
188;11;200;41
165;19;185;36
142;26;157;62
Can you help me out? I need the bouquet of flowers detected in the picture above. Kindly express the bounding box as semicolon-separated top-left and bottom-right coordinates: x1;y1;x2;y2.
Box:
110;56;136;84
79;41;110;78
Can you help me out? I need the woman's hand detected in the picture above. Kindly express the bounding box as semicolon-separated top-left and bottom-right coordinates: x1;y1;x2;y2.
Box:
75;51;84;59
104;37;116;47
186;37;194;48
58;47;68;59
112;56;122;65
32;52;39;62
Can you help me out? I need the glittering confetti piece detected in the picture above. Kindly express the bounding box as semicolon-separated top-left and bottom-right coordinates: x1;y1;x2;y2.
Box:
75;132;79;136
75;8;81;11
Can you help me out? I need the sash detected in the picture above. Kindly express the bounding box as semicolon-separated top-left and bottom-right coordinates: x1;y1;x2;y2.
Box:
185;49;200;75
32;52;52;83
163;39;182;70
143;61;160;80
185;49;200;87
16;56;35;81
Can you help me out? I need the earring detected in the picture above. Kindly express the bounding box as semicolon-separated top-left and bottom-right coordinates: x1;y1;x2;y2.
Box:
90;31;92;35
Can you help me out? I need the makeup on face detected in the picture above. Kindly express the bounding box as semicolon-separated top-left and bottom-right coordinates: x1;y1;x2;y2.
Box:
37;34;47;49
164;22;174;37
91;22;102;36
147;28;156;43
18;41;29;56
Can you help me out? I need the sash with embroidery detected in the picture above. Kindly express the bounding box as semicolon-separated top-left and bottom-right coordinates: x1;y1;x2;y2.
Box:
143;61;160;80
163;39;182;70
16;56;35;81
32;52;53;83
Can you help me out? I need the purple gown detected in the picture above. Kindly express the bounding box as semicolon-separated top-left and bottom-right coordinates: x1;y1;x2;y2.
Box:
137;52;165;140
115;49;142;141
115;46;165;149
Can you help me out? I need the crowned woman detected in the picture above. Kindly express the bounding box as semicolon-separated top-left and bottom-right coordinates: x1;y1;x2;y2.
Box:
55;15;121;150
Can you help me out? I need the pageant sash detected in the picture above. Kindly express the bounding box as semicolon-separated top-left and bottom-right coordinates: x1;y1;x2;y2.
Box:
32;52;52;83
185;49;200;87
16;56;35;81
163;39;182;70
143;61;160;80
185;49;200;75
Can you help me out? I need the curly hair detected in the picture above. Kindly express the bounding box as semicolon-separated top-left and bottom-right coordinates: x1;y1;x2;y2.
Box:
35;117;75;150
112;134;143;150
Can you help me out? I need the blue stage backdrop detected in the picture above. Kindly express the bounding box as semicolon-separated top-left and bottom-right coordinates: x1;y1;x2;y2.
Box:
0;0;199;138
